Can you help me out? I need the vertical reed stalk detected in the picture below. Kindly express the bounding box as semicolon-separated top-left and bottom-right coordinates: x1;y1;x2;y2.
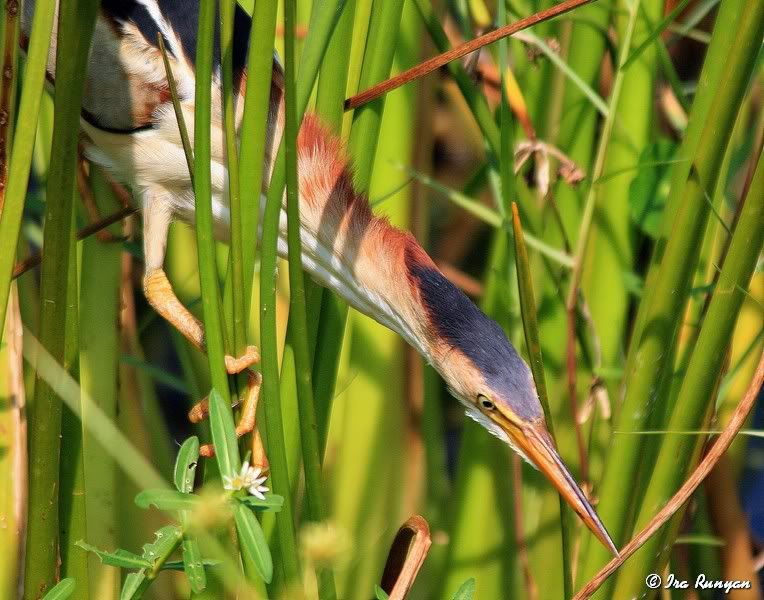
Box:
58;228;87;594
283;0;336;597
78;170;122;599
311;0;356;452
221;0;246;355
258;1;347;587
348;0;406;188
238;0;278;317
0;0;55;344
193;0;229;397
24;1;97;595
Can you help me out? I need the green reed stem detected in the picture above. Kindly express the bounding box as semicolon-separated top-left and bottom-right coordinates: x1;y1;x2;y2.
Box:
565;0;637;311
513;203;576;597
259;1;347;586
348;0;406;189
283;1;335;598
194;0;229;397
221;0;246;355
312;0;356;453
58;220;86;595
612;24;764;600
238;0;278;319
78;170;122;599
24;0;98;596
0;0;55;345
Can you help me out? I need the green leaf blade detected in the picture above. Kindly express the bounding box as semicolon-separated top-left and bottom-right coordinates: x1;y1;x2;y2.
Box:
208;388;241;478
134;489;200;512
41;578;76;600
173;436;200;493
233;503;273;584
76;541;151;570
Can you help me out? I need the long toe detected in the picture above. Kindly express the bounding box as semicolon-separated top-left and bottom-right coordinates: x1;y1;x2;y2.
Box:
225;345;260;374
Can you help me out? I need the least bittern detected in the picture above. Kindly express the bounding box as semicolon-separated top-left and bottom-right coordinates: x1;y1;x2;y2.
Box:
22;0;617;556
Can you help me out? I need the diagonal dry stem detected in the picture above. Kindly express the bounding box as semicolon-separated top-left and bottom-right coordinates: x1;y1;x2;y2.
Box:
344;0;598;110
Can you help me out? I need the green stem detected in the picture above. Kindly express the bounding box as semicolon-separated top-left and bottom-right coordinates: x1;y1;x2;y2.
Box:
238;0;278;319
221;0;246;355
283;1;335;597
348;0;406;189
24;1;98;596
58;216;87;594
258;0;346;586
193;0;229;397
311;0;356;453
0;0;55;345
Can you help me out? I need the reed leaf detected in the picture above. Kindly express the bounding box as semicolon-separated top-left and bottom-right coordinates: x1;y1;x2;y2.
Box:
233;502;274;584
208;387;241;478
41;578;76;600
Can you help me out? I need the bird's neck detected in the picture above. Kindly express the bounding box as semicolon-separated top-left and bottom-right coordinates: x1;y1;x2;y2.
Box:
282;114;440;363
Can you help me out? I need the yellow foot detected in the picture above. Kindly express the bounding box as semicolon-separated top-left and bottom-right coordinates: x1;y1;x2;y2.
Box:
225;345;260;374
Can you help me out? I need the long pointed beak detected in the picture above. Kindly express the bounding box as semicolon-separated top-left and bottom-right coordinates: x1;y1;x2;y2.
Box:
508;421;619;557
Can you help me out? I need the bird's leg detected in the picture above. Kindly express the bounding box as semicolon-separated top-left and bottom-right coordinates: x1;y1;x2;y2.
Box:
191;371;268;470
141;194;259;373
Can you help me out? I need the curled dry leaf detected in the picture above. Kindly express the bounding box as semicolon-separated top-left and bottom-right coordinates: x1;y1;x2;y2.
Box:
379;515;432;600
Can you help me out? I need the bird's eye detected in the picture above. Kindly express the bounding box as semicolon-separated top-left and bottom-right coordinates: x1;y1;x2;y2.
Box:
478;395;495;410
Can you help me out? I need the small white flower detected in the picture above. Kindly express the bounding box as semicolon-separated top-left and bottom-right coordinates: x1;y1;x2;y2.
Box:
247;468;269;500
223;461;269;499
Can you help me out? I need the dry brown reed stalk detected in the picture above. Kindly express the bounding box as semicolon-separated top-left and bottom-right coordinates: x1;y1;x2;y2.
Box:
344;0;598;110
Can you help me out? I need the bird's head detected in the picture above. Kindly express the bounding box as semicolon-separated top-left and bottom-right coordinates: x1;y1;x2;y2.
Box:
407;254;618;557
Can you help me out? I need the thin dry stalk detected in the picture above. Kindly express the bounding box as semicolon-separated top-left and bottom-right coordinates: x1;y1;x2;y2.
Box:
512;455;538;600
573;350;764;599
706;456;762;599
0;286;27;596
12;206;137;279
344;0;598;110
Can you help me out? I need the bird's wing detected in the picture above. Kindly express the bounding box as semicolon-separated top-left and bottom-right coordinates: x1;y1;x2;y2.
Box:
22;0;253;133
